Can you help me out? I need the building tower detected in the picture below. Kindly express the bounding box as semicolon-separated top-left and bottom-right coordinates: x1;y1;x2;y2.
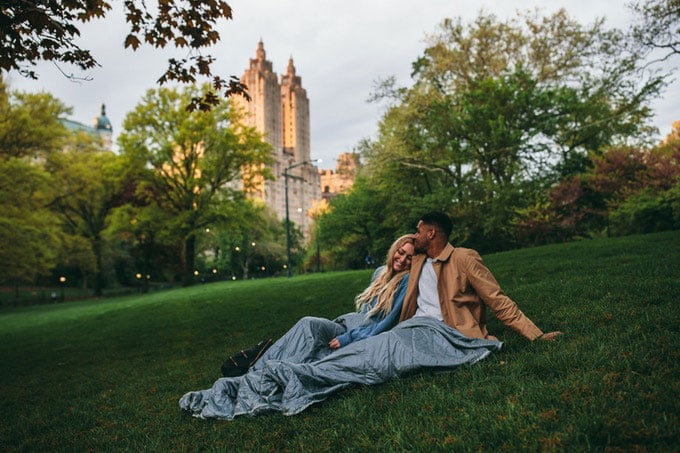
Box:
92;103;113;150
234;40;282;204
281;57;310;162
234;41;321;239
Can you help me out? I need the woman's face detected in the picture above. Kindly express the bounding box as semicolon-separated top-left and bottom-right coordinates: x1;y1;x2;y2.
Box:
392;242;415;273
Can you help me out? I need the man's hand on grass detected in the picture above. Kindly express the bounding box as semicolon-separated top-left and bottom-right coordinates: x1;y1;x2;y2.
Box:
538;331;563;341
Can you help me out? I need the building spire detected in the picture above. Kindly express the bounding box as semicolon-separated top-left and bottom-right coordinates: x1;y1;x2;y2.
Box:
256;39;265;60
287;56;296;77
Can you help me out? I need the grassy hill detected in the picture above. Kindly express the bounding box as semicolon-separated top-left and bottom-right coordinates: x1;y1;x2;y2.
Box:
1;231;678;451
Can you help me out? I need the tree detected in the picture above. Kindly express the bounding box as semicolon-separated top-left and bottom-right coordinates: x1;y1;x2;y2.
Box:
383;9;664;177
629;0;680;63
317;176;407;270
46;133;129;295
0;80;71;159
108;183;198;290
0;158;61;285
0;1;249;111
210;203;289;279
55;233;98;290
0;80;67;285
358;8;667;251
118;84;272;285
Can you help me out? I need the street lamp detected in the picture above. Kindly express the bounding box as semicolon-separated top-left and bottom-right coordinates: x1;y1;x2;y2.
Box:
284;158;321;277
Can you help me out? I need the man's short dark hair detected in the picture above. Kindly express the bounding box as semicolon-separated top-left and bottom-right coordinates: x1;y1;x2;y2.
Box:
420;211;453;238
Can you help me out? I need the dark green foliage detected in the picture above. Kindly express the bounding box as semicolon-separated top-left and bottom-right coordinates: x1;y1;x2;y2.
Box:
609;186;680;235
1;231;678;450
0;84;70;284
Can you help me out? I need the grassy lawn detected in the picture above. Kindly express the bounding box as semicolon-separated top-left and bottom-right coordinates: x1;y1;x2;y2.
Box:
1;231;678;451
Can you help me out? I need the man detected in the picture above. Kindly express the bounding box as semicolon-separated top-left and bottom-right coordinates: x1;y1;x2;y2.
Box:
400;211;561;341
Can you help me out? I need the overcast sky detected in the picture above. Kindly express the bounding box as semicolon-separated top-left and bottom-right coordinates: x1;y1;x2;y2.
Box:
5;0;678;168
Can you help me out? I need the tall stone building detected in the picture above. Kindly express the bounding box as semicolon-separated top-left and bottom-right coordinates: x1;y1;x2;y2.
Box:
319;152;359;202
233;41;320;238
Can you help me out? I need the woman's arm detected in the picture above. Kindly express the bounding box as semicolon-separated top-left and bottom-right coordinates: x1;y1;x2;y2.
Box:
331;274;409;348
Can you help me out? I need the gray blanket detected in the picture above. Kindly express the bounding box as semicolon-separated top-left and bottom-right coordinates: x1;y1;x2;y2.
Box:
179;316;502;420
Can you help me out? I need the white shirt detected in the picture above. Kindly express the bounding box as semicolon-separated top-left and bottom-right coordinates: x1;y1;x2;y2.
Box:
414;257;443;321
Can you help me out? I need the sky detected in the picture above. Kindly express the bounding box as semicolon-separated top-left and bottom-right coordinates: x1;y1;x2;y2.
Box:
5;0;678;168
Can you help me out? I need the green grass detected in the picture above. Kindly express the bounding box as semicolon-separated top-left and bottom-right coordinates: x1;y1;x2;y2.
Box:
1;231;678;451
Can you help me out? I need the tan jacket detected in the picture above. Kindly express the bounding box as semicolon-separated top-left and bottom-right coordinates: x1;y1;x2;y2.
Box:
400;244;543;340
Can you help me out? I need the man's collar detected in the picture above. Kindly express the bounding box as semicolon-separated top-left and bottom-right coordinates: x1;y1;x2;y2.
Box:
431;243;454;263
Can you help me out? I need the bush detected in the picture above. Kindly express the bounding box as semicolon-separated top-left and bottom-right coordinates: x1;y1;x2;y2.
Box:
608;185;680;236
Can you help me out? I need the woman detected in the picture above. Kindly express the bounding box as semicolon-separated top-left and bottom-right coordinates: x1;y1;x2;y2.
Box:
330;233;415;348
180;234;416;419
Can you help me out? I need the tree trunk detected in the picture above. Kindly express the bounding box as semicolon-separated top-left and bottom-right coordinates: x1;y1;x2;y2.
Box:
182;234;196;286
92;235;104;296
241;256;249;280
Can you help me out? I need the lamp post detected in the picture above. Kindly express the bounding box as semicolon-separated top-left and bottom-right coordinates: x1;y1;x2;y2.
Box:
284;158;321;277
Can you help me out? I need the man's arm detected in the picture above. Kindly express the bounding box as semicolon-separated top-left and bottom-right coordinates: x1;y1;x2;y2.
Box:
464;251;551;340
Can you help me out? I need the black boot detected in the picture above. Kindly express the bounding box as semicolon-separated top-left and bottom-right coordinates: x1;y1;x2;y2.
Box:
221;338;273;377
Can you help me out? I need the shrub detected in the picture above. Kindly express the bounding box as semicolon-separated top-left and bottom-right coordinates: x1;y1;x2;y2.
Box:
608;185;680;236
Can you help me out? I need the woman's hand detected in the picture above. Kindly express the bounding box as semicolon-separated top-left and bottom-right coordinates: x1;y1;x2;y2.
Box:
329;338;340;349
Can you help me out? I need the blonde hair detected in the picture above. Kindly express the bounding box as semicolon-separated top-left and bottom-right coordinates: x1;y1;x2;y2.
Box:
355;234;415;317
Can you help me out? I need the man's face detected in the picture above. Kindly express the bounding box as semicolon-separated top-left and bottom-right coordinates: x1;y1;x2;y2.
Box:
414;220;431;254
